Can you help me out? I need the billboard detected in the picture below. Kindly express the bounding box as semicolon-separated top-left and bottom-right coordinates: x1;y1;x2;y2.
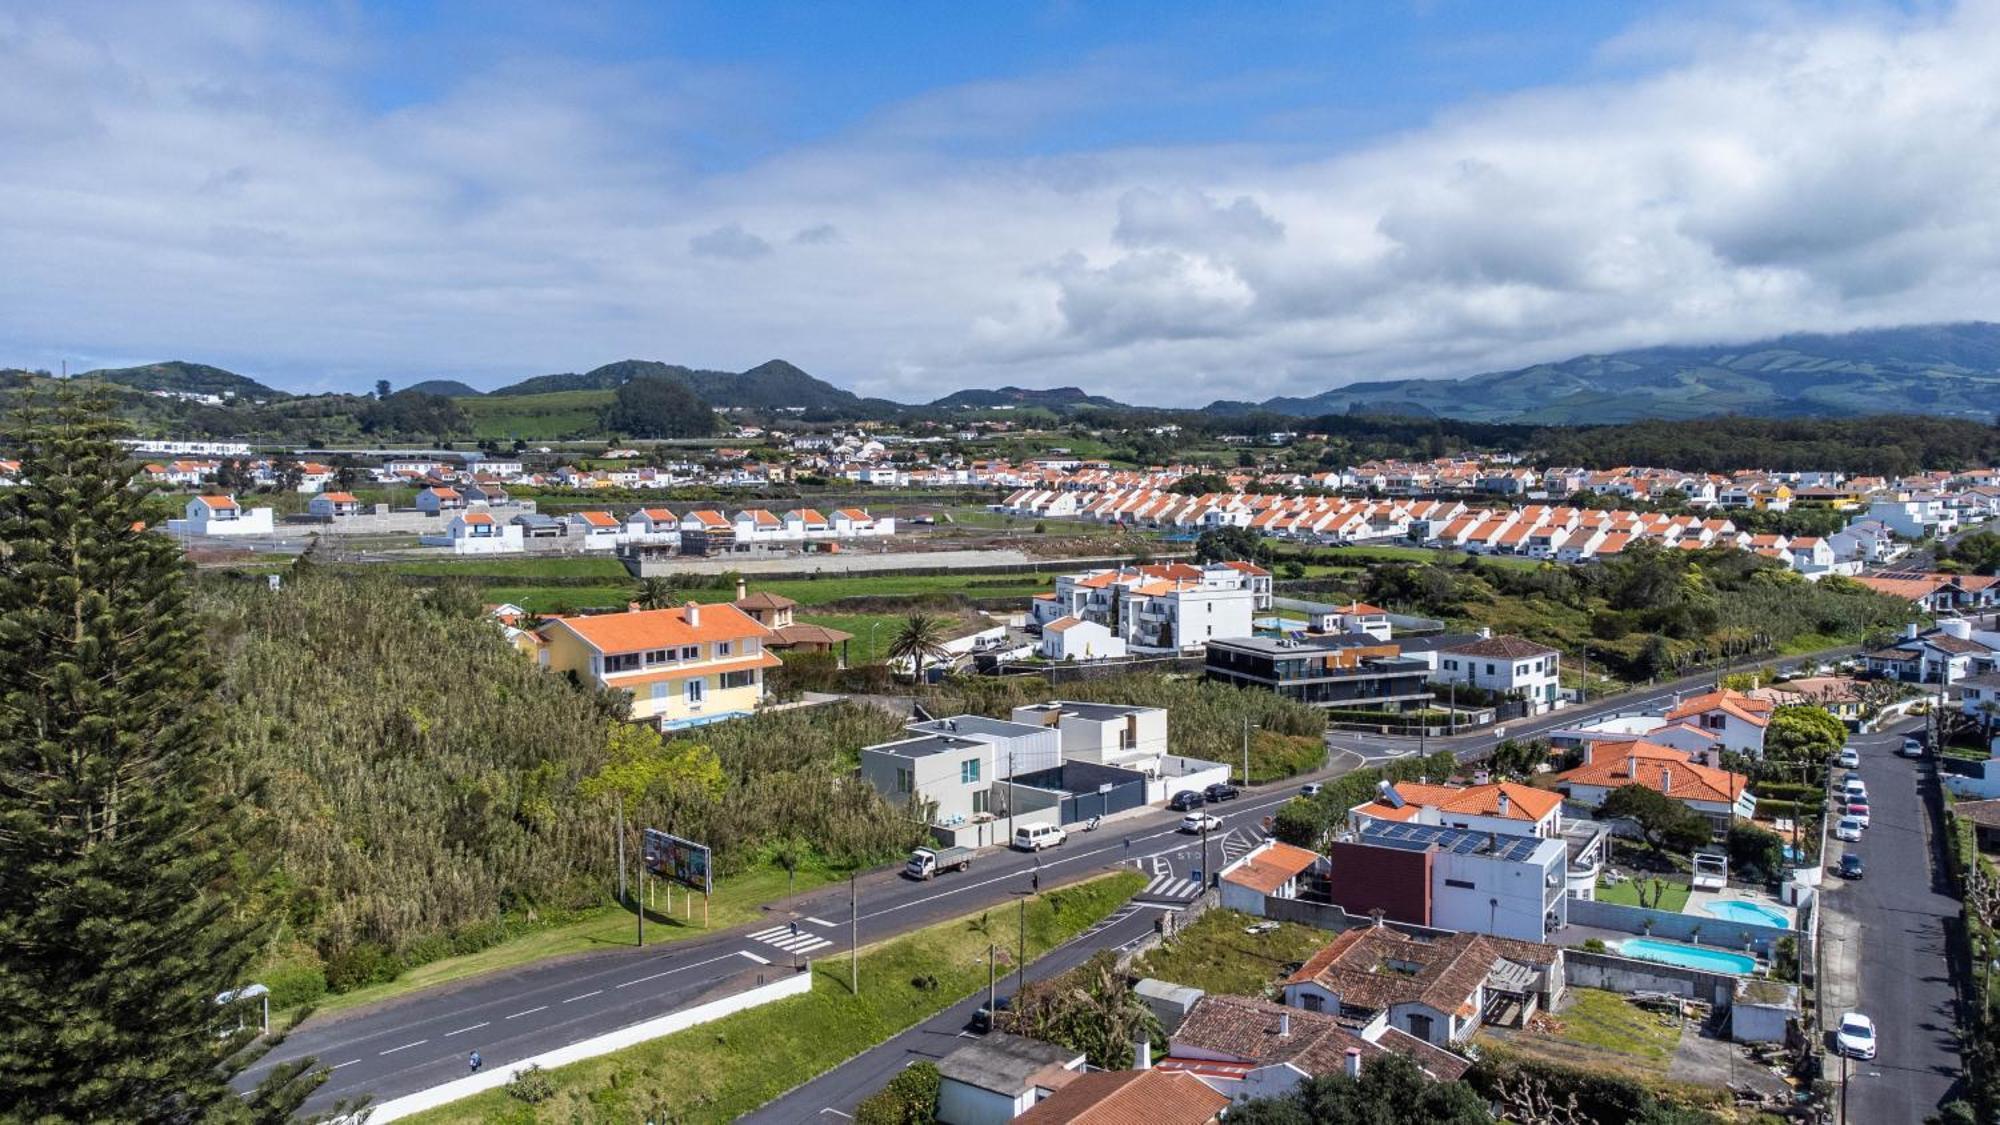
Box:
643;828;713;895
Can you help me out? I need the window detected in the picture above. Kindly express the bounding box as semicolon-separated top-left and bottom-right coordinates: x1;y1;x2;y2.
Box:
603;653;641;673
1444;659;1458;671
651;683;668;702
720;669;757;690
1486;663;1496;676
717;641;733;657
894;767;914;794
1444;877;1475;889
1299;993;1324;1013
646;648;670;665
1406;1013;1434;1040
960;758;981;784
1704;713;1726;730
681;645;700;660
685;679;705;705
972;790;990;814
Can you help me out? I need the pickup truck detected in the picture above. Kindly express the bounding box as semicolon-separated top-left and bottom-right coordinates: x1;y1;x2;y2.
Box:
906;845;975;880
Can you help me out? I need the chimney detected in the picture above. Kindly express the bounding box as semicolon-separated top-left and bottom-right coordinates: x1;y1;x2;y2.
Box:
1661;767;1672;791
1279;1011;1291;1038
1344;1047;1362;1079
627;601;641;613
1477;626;1492;640
1134;1037;1152;1070
685;600;700;628
1906;622;1921;640
736;576;748;601
1626;753;1636;777
1497;790;1510;816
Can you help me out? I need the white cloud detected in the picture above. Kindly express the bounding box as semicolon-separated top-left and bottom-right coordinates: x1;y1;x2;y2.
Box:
0;3;1997;404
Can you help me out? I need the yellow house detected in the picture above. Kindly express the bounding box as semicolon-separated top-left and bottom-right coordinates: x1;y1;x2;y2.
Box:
540;602;779;729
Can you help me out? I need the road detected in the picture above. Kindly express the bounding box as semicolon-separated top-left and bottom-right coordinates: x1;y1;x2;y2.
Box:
1820;719;1965;1122
248;645;1856;1113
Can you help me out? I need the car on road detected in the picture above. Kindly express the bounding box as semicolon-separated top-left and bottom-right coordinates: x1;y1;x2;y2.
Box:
1839;853;1865;879
1842;779;1867;801
1168;790;1204;812
1204;782;1241;803
1011;823;1067;851
1181;812;1224;834
1300;782;1323;797
1901;736;1926;758
971;994;1011;1033
1844;800;1871;829
1836;1012;1877;1060
1835;816;1865;842
1837;746;1860;768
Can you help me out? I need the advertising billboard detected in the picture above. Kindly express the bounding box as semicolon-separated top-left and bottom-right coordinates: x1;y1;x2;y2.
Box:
642;828;713;895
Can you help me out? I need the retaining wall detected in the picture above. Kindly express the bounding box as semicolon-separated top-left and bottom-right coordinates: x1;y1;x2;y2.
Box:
1567;897;1791;957
1562;948;1740;1008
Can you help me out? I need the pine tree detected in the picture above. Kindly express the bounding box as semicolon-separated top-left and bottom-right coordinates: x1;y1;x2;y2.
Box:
0;388;329;1121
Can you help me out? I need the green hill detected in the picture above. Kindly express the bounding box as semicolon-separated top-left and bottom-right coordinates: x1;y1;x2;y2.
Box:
492;358;867;412
403;379;483;397
82;360;281;399
929;385;1127;410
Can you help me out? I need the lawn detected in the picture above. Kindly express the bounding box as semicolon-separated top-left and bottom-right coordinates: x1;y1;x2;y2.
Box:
404;869;1146;1124
294;863;846;1019
1595;877;1692;913
1129;908;1331;998
1480;988;1684;1076
481;585;635;614
793;612;907;665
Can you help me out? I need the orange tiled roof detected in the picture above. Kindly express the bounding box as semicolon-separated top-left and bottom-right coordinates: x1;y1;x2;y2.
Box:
1222;842;1321;895
1012;1069;1227;1125
548;603;773;653
1555;740;1748;805
1664;689;1773;728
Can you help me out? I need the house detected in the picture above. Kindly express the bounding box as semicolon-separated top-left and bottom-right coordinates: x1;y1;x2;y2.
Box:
1349;779;1564;839
1205;634;1434;712
1219;841;1324;916
1281;923;1565;1047
1865;620;1999;683
1321;820;1569;941
414;486;465;514
859;716;1060;832
1425;634;1562;714
1554;739;1754;830
1038;616;1127;661
626;508;681;543
308;491;364;518
1748;676;1868;725
1660;689;1773;756
1010;701;1167;772
1011;1069;1228;1125
511;512;565;539
167;495;276;536
537;602;778;730
1160;994;1468;1106
1960;673;2000;740
421;511;525;554
731;581;854;658
1032;563;1261;654
934;1033;1084;1125
566;510;624;550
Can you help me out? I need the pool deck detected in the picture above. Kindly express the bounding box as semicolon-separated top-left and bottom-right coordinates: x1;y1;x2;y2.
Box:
1684;886;1796;929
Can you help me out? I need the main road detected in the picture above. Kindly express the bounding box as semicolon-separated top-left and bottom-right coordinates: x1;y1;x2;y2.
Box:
249;646;1851;1113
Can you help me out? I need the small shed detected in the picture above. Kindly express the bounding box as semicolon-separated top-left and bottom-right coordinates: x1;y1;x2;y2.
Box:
1730;977;1799;1044
1134;978;1206;1035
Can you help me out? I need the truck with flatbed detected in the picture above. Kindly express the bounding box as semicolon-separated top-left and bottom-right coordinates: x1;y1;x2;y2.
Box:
906;845;974;880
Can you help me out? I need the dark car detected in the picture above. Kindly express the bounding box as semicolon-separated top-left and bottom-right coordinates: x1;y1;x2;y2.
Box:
1168;790;1204;812
1204;782;1241;803
971;994;1011;1033
1839;853;1864;879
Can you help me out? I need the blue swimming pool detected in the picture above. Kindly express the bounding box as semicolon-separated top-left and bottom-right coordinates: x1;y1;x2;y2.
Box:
1616;939;1757;974
1703;899;1791;929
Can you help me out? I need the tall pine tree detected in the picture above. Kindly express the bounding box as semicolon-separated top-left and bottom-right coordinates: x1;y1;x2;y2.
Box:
0;389;329;1121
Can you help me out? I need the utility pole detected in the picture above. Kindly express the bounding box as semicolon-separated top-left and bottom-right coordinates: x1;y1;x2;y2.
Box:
988;943;997;1022
850;873;859;994
635;854;644;947
616;793;627;904
1017;893;1028;996
1201;818;1212;891
1241;716;1250;786
1007;750;1017;844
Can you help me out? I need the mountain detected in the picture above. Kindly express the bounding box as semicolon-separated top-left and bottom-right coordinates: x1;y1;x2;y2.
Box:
405;379;483;397
928;385;1127;410
82;360;281;399
1210;322;2000;423
490;358;870;412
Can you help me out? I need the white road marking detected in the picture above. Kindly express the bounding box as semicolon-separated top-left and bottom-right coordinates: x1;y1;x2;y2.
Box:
562;990;602;1004
804;916;838;927
505;1006;547;1020
379;1039;427;1055
614;951;745;989
738;951;771;964
443;1022;488;1037
330;1059;361;1070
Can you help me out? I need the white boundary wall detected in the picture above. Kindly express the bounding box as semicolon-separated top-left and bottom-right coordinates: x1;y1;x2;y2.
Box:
364;967;812;1122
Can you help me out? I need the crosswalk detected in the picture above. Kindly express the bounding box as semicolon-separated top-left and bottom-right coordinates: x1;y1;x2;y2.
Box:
1220;829;1257;864
1136;873;1202;903
747;923;835;956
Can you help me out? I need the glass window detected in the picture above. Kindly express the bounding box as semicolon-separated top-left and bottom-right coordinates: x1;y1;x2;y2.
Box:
681;645;701;660
685;679;704;704
603;653;641;673
646;648;670;665
960;758;981;784
717;641;733;656
895;767;914;794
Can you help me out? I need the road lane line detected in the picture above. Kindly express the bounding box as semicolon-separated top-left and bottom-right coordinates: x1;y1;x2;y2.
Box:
443;1021;488;1037
562;990;602;1004
739;951;771;964
614;951;745;989
330;1059;361;1070
804;916;837;927
379;1039;427;1055
506;1006;548;1020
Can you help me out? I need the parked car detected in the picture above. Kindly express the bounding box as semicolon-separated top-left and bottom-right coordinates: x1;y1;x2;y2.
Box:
1011;823;1067;851
1168;790;1204;812
1842;779;1867;801
1203;782;1241;803
1839;853;1865;879
1835;1012;1877;1060
971;994;1011;1033
1181;812;1224;834
1844;800;1871;829
1300;782;1323;797
1901;736;1926;758
1835;816;1865;842
1837;747;1860;768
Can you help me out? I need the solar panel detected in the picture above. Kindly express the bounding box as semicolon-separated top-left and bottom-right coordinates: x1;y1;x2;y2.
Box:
1359;820;1544;862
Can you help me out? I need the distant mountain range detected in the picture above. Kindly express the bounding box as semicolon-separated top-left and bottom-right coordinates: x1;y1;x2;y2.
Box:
1206;322;2000;423
19;321;2000;426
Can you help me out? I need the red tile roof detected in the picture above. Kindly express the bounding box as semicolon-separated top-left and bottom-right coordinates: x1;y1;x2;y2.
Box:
548;603;773;653
1011;1069;1226;1125
1555;739;1748;805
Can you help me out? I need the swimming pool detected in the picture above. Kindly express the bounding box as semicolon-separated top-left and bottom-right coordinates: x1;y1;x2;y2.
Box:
1616;939;1757;974
1703;899;1791;929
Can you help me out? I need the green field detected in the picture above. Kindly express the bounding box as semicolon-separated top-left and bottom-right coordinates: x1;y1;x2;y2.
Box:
456;389;616;440
405;870;1145;1124
1129;908;1331;997
382;556;631;580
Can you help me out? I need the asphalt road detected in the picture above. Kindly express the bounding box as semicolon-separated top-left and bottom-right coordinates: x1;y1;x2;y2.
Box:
1821;720;1965;1123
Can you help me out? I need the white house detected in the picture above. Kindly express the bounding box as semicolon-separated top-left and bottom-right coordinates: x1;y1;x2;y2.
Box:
565;510;624;550
1426;634;1562;714
1011;700;1167;771
1037;616;1126;662
624;508;682;544
421;511;525;555
307;491;364;518
1660;689;1773;756
1348;780;1565;840
414;486;466;514
935;1034;1085;1125
167;495;276;536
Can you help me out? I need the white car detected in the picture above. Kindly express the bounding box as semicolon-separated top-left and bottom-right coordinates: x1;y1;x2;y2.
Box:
1180;812;1223;834
1837;747;1860;768
1836;1012;1877;1060
1901;737;1925;758
1843;780;1867;802
1835;817;1865;842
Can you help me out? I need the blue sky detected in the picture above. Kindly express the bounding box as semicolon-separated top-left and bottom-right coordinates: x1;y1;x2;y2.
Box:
0;1;1993;403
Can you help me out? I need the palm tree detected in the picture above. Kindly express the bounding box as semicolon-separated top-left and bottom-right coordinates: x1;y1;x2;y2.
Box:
633;577;676;611
889;613;951;684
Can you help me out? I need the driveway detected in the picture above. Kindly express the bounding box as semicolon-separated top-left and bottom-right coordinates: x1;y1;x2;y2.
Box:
1819;721;1964;1122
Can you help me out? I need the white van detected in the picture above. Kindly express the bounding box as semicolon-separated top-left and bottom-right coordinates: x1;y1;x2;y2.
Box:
1013;823;1067;851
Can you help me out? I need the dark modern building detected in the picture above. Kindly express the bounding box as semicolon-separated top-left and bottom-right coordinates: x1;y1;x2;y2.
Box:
1204;634;1435;711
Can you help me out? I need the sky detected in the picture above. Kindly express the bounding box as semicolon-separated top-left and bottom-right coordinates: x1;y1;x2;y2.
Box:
2;0;1996;405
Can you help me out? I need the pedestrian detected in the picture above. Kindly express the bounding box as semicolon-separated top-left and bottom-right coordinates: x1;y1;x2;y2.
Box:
1031;871;1040;894
469;1050;482;1074
1123;836;1130;851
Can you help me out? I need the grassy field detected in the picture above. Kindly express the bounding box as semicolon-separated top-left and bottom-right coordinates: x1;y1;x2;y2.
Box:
405;869;1146;1124
1480;988;1683;1076
1129;908;1331;998
381;556;632;580
1595;877;1692;913
792;612;905;664
292;863;847;1019
456;388;616;440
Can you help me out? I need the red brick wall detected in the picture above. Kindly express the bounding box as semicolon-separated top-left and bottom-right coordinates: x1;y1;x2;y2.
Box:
1324;841;1432;926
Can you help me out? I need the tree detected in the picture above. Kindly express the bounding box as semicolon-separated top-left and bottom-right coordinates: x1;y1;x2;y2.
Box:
0;388;333;1119
1168;472;1230;496
1194;525;1264;564
578;722;726;819
1008;951;1161;1070
888;613;952;684
633;577;677;611
601;375;720;439
1765;704;1846;767
1230;1052;1488;1124
1946;531;2000;576
375;379;392;399
1599;784;1713;856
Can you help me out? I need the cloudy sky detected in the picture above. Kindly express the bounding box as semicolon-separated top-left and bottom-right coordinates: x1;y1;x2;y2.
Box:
2;1;1995;404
